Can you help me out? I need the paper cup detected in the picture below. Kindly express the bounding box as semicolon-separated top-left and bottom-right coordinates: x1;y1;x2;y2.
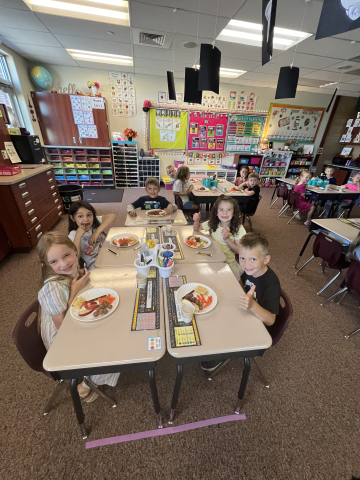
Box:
134;258;151;276
181;303;195;323
166;225;173;233
157;263;174;278
136;273;147;289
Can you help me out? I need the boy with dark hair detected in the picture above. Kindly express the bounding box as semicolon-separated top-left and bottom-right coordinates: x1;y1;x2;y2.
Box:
127;177;176;217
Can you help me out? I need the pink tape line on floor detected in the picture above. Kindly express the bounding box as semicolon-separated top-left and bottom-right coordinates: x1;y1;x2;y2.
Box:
86;414;246;449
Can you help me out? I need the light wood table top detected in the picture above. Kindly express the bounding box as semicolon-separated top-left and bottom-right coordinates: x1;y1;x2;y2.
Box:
125;209;187;226
163;263;272;360
0;165;52;185
191;179;248;199
159;225;226;263
94;227;160;268
311;218;360;243
279;178;360;197
43;267;165;372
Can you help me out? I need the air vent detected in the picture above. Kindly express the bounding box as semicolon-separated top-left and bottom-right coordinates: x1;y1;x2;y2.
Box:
139;32;165;47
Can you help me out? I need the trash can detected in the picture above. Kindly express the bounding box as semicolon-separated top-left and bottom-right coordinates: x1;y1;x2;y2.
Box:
58;185;83;211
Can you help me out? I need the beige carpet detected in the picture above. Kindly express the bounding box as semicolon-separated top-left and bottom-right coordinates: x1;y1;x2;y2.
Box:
1;187;359;480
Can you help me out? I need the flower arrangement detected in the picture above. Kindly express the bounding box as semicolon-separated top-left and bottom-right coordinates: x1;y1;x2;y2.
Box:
87;81;100;89
124;128;138;140
143;100;151;112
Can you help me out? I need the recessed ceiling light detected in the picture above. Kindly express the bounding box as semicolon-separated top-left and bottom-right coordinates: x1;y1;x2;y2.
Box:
23;0;129;26
336;65;352;70
183;42;197;49
193;65;246;78
67;49;133;65
320;82;338;88
217;19;312;51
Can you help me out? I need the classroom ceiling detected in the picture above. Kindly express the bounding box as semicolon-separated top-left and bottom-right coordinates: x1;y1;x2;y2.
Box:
1;0;360;97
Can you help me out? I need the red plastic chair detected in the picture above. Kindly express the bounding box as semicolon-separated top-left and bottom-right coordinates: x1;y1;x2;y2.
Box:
12;301;64;415
241;195;262;231
270;183;290;211
295;233;350;295
209;288;293;388
320;260;360;338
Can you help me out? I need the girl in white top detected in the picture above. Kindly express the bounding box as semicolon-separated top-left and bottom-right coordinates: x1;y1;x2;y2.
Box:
193;195;246;280
68;200;115;270
173;165;198;210
37;232;120;403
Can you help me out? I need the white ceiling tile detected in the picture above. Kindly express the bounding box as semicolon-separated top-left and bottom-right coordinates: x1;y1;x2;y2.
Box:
134;57;187;72
0;28;61;47
342;77;360;86
0;7;49;31
134;66;185;78
54;36;132;56
133;45;195;64
301;70;354;82
75;61;134;72
215;40;262;62
240;72;278;82
220;57;260;71
25;55;79;67
130;0;240;17
321;61;360;74
269;51;340;70
12;44;71;59
252;63;315;76
174;34;216;51
295;37;360;60
337;83;360;93
0;0;30;9
37;13;131;43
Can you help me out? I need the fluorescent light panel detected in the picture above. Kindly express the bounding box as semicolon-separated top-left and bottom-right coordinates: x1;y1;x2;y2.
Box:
217;19;312;51
23;0;129;26
193;65;246;78
67;49;133;65
320;82;338;88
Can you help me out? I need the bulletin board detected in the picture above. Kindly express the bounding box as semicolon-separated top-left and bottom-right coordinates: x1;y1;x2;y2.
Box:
264;103;325;143
226;114;267;153
188;112;228;152
149;108;188;150
339;114;360;144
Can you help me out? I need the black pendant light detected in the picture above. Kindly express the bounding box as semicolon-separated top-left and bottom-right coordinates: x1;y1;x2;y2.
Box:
167;71;176;101
184;67;202;104
326;88;338;113
198;44;221;94
275;66;299;99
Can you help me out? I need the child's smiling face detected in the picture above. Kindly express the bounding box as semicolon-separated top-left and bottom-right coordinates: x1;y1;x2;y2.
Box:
167;167;176;178
47;244;78;276
238;246;270;278
248;177;258;188
146;183;160;198
301;173;311;184
352;174;360;185
240;168;248;179
71;207;94;232
217;201;234;224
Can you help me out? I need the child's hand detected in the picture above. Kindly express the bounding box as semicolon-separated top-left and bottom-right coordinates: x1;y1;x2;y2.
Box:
193;212;201;222
239;285;256;311
71;271;91;296
88;231;99;246
129;210;137;217
75;225;87;239
187;185;194;193
77;268;86;278
166;204;173;214
221;228;230;240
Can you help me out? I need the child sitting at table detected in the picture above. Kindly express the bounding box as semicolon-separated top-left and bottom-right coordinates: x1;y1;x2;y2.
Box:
321;166;338;185
336;173;360;218
127;177;175;217
193;195;246;281
173;165;198;211
166;164;176;185
68;200;115;270
37;232;120;403
237;172;261;214
293;170;315;226
233;166;249;189
238;232;281;326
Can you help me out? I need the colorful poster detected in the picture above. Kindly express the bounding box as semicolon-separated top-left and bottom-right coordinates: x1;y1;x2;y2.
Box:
83;111;94;125
264;104;325;143
207;126;215;137
199;125;207;137
73;110;84;124
158;91;166;103
190;123;198;134
81;97;92;111
216;124;223;136
150;109;188;150
226;114;266;152
200;138;207;149
70;95;81;110
87;125;98;138
187;112;228;152
208;138;216;149
78;124;88;138
109;71;136;117
192;137;200;148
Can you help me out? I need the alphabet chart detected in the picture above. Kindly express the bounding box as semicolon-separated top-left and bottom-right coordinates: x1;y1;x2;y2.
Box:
109;71;136;117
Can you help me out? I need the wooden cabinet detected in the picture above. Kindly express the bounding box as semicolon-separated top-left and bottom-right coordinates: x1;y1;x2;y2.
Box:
31;92;110;148
0;166;63;253
0;224;11;261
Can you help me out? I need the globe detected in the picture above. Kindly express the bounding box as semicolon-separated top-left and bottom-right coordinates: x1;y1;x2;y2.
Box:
30;66;53;90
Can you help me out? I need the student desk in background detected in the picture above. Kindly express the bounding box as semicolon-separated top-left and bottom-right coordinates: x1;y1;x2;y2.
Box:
94;226;161;268
294;218;360;268
159;225;227;264
125;209;187;226
43;267;165;439
162;262;272;423
190;179;251;209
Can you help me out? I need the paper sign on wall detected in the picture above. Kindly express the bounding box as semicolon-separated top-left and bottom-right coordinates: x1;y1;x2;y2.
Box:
91;97;105;109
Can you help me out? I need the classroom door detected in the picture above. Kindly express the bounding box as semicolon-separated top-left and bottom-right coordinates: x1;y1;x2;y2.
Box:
79;105;110;148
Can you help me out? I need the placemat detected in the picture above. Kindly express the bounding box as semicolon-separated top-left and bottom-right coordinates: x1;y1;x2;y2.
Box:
165;276;201;348
132;267;161;331
162;230;184;260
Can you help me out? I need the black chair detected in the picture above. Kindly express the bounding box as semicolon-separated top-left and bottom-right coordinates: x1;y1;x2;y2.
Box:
174;195;199;223
241;195;262;231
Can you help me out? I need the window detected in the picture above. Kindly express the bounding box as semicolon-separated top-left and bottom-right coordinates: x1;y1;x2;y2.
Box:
0;54;23;128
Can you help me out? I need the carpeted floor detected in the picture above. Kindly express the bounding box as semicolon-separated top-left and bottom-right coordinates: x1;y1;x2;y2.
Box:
1;187;359;480
83;187;124;203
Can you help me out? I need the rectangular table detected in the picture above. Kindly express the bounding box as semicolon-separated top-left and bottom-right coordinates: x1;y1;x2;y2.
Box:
94;226;160;268
162;263;272;422
159;225;226;264
191;179;250;206
125;209;187;226
43;267;165;438
294;218;360;268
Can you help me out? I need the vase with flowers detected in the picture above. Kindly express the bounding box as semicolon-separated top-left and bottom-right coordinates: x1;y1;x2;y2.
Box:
124;128;138;141
143;100;151;112
87;81;100;96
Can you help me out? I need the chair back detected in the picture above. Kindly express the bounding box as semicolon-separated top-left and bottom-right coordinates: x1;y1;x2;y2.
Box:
174;195;184;211
266;288;293;346
246;195;262;217
277;184;289;200
313;233;343;265
12;300;52;378
345;259;360;295
287;190;298;208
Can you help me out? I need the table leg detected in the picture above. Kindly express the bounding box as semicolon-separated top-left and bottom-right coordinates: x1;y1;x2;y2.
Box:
148;369;163;428
70;378;87;440
235;357;250;414
270;184;278;205
168;364;183;424
294;232;314;268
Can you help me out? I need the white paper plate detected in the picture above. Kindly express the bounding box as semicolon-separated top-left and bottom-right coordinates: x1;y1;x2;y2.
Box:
110;234;139;248
176;283;217;315
70;288;119;322
146;209;167;217
195;186;209;192
189;178;197;183
185;235;212;249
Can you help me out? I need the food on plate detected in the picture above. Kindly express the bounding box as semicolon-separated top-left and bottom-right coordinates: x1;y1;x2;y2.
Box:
146;239;156;249
112;236;137;247
182;292;204;311
147;209;166;216
75;293;116;318
72;296;86;310
196;186;207;191
185;236;208;248
194;285;209;296
190;178;197;183
162;243;175;250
